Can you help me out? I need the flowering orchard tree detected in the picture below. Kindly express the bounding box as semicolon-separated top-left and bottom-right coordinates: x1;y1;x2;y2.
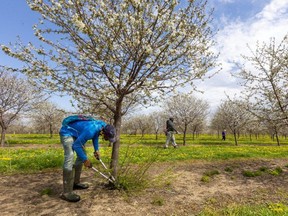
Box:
0;70;43;146
31;101;65;138
163;94;209;145
237;35;288;128
1;0;217;176
212;100;252;146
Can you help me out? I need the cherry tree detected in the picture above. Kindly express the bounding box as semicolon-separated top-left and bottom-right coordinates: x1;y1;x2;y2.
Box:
148;111;165;140
31;101;65;137
0;70;43;146
213;100;252;145
163;93;209;145
237;35;288;128
1;0;217;176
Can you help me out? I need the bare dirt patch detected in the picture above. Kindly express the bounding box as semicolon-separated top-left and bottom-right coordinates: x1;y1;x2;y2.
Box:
1;158;288;216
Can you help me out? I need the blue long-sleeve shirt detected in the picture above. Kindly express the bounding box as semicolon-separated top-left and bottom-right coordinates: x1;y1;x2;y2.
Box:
59;120;107;162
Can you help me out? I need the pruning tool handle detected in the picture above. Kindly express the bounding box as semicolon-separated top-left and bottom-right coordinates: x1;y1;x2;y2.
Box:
91;167;115;183
98;159;116;182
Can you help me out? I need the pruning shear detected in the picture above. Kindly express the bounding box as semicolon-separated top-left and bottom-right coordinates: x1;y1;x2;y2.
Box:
91;159;116;183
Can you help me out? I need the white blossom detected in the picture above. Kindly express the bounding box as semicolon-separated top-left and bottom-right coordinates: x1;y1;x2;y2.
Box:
145;45;153;54
67;0;73;5
1;46;11;54
72;14;85;31
55;2;62;9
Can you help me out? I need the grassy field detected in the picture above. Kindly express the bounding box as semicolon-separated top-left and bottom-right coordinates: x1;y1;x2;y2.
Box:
4;133;288;146
1;133;288;174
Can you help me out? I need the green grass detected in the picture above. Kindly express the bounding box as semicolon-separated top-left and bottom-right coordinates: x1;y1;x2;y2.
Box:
242;166;284;178
4;133;288;146
5;134;61;145
201;169;220;183
1;133;288;174
0;147;63;173
242;170;263;177
200;202;288;215
1;143;288;174
119;133;288;146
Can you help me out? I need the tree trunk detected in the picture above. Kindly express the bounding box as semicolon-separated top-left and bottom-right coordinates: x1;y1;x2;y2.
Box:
183;132;186;146
274;127;280;146
276;133;280;146
155;130;158;140
1;127;6;147
233;130;238;146
49;123;53;138
110;100;123;179
183;125;187;146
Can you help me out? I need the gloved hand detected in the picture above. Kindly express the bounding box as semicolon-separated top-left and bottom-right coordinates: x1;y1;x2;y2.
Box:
83;160;92;168
94;151;100;160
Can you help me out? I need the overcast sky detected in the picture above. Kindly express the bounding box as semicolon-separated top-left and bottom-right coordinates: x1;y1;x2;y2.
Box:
0;0;287;114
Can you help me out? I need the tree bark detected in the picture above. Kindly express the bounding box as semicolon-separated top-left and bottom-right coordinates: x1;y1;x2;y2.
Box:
1;127;6;147
49;123;53;138
183;124;187;145
110;99;123;179
233;130;238;146
274;127;280;146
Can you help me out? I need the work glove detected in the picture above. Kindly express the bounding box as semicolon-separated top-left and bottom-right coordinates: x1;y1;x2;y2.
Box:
83;160;92;168
94;151;100;160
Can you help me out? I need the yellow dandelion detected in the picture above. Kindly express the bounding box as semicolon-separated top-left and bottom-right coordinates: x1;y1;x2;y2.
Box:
0;158;12;161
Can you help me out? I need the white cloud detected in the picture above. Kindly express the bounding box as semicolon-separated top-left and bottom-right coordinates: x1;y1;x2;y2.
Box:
215;1;287;60
196;0;288;112
257;0;288;20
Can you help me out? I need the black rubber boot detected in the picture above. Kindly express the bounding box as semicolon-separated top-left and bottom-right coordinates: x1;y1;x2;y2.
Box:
73;164;89;190
73;183;89;190
60;169;80;202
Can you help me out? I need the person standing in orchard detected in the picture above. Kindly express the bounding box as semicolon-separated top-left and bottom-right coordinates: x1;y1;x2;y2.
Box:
222;130;226;141
59;115;116;202
164;117;179;149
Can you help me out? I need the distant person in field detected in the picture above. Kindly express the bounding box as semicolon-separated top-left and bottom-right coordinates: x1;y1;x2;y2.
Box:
164;117;179;148
222;130;226;141
59;115;116;202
